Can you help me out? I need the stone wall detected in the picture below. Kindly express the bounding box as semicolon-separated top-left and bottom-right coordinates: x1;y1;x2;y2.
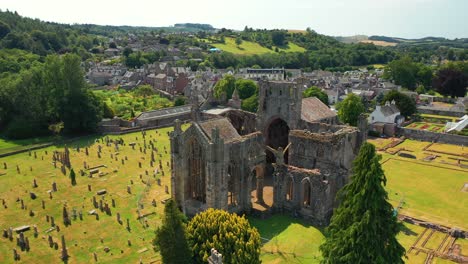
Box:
397;127;467;145
417;106;465;117
288;128;360;171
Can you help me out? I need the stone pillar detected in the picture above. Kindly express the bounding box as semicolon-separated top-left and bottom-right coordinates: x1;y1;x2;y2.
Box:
255;165;264;204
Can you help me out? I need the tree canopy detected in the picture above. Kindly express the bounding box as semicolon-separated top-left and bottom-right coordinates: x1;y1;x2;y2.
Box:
303;86;329;106
337;93;365;126
320;143;405;264
382;90;416;118
186;209;261;264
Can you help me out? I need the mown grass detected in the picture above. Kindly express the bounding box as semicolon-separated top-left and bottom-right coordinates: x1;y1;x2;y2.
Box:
208;37;306;55
384;158;468;229
249;215;324;264
0;127;177;263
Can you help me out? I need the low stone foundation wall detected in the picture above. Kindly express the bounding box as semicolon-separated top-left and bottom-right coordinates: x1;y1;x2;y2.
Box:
417;107;465;117
397;127;467;145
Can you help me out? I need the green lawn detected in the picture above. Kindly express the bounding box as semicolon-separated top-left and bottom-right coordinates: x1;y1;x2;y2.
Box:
0;128;177;263
421;114;458;122
208;37;306;55
0;136;55;155
384;158;468;229
249;215;324;264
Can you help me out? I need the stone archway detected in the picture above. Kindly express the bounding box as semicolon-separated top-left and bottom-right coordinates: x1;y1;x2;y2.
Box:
265;118;290;164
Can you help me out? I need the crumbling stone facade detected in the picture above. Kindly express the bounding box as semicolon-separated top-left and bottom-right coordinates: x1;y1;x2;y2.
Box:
171;79;366;225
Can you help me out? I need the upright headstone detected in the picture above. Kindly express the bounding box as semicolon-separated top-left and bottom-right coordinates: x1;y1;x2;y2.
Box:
60;235;69;261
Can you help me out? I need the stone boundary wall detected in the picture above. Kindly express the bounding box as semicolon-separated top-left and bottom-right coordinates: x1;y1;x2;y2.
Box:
397;127;467;146
417;106;465;117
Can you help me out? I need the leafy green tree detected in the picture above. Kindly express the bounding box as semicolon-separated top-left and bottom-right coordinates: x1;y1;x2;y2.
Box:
123;47;133;57
187;209;261;264
303;86;329;106
271;31;286;46
153;199;192;264
214;74;236;100
102;102;115;118
382;90;416;118
416;64;433;88
320;143;405;264
44;54;103;134
383;56;418;90
241;94;258;113
174;96;187;106
70;168;76;186
133;85;155;97
235;79;258;99
337;93;365;126
235;36;242;47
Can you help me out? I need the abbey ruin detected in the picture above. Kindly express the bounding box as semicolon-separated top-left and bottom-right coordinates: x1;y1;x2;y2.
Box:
170;79;367;225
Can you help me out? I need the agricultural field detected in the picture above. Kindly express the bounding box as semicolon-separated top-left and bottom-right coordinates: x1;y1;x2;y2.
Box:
206;37;306;55
0;127;177;263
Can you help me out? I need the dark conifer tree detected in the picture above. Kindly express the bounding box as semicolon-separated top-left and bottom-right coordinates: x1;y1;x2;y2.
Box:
320;143;405;264
153;199;192;264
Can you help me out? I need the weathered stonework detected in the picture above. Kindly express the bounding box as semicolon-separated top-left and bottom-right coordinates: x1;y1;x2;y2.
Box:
171;80;366;225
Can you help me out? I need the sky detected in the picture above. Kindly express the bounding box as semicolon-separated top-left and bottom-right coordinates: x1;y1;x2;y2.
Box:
1;0;467;39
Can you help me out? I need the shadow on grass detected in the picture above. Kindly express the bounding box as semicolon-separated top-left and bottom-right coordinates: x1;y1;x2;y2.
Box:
250;214;325;263
248;213;324;239
401;223;418;236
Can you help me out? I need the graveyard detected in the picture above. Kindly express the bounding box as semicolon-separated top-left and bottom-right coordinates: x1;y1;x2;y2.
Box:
0;127;177;263
0;128;467;263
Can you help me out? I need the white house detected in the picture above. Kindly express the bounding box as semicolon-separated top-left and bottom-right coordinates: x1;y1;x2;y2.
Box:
369;100;404;125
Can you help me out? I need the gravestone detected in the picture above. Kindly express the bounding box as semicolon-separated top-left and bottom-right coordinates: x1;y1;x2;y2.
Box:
165;185;169;194
52;182;57;192
116;213;122;224
32;179;38;188
127;186;131;194
48;235;54;247
126;219;130;231
13;248;19;261
61;235;69;261
30;192;37;200
111;199;115;208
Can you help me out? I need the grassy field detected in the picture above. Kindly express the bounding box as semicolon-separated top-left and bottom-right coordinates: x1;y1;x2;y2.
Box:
1;129;466;263
0;127;177;264
0;136;56;156
249;215;324;264
421;114;458;122
207;37;306;55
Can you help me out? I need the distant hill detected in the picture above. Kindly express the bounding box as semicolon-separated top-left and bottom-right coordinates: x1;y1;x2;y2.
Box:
174;23;214;31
